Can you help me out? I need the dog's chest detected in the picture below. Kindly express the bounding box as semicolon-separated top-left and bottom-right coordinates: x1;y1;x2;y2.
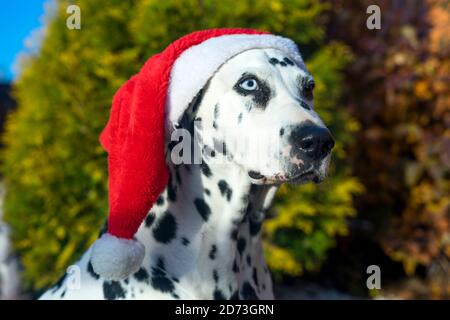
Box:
40;166;274;300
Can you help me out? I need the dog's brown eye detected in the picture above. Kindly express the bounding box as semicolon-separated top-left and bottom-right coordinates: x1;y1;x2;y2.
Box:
239;78;259;91
301;76;315;100
304;79;315;91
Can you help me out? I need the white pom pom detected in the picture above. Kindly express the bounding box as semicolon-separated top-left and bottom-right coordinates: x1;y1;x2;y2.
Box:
90;233;145;280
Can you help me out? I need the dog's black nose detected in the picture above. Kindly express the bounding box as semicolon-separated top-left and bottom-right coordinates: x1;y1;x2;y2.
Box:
290;123;335;160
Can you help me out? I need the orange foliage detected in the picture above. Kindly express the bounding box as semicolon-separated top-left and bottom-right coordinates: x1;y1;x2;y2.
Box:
329;0;449;298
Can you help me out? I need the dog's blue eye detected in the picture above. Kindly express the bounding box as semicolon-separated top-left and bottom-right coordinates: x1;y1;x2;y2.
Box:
239;78;259;91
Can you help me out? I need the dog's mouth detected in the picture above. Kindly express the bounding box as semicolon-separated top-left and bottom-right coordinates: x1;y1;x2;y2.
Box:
248;167;323;185
287;169;321;184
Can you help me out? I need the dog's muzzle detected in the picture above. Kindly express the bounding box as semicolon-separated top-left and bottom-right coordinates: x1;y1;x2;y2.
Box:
285;122;334;183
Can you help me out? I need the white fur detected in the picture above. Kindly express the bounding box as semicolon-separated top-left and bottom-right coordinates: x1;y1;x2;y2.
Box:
91;233;145;281
167;34;305;131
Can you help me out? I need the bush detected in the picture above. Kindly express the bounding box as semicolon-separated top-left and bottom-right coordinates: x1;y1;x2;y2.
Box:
2;0;360;291
328;0;450;298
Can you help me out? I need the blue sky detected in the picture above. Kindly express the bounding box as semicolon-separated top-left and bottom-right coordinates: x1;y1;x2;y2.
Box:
0;0;48;82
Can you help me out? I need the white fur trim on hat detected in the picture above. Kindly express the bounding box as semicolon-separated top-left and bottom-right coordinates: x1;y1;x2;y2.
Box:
166;33;305;130
90;233;145;280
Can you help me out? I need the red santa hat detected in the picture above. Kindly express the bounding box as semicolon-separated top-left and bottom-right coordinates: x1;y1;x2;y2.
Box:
90;28;304;280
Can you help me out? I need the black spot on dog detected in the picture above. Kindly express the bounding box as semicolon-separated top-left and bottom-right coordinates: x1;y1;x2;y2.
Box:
252;268;259;287
246;255;252;266
238;113;243;124
175;168;182;184
213;270;219;283
279;61;287;66
156;195;165;206
145;212;156;227
246;202;253;217
172;277;179;283
231;228;238;241
268;57;279;65
87;260;100;280
218;180;232;201
155;257;165;269
134;268;150;283
203;145;216;158
205;188;211;196
151;258;175;294
232;259;240;273
245;101;253;112
279;128;285;136
194;198;211;221
153;211;177;244
103;281;126;300
172;293;180;299
194;117;203;130
214;104;219;119
249;216;262;236
167;175;177;202
209;244;217;260
241;282;259;300
232;216;241;226
181;237;190;246
201;161;212;177
214;289;226;300
213;138;227;156
60;290;66;298
237;237;246;255
283;57;294;66
213;104;219;129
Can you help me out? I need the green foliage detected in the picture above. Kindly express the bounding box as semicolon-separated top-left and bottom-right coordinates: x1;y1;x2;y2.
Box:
2;0;360;290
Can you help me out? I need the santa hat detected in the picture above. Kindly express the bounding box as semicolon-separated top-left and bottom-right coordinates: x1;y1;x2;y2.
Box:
90;28;304;280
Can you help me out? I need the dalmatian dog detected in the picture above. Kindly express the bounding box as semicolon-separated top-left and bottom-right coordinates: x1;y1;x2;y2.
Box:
40;47;334;300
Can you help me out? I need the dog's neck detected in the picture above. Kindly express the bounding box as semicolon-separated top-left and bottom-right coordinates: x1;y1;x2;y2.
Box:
136;156;277;299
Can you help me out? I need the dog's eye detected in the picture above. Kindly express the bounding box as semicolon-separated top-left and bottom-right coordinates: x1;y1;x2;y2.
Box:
303;78;315;92
239;78;259;91
301;76;315;100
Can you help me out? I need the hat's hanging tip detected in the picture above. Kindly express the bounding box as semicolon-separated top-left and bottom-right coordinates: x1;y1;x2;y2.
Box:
90;233;145;280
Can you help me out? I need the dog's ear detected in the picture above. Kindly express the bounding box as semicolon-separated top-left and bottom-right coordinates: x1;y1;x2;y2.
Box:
177;80;209;134
167;81;210;162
